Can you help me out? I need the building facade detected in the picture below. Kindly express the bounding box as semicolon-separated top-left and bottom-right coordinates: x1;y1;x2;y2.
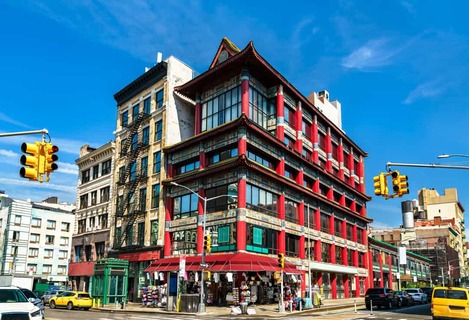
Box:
0;194;75;288
147;38;372;301
110;55;195;298
69;142;115;292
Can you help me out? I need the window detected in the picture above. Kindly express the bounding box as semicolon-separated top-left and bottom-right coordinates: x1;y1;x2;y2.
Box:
59;250;68;260
302;119;312;140
246;184;277;217
156;89;164;109
11;246;18;256
139;188;147;211
334;218;342;237
144;96;151;114
173;193;199;219
100;186;110;203
132;104;139;122
30;233;40;243
27;264;37;273
151;184;160;209
117;195;124;215
209;147;238;165
218;226;230;244
155;120;162;141
141;156;148;177
44;249;53;258
130;161;137;181
126;226;133;246
80;194;88;209
121;111;128;127
61;222;70;232
153;151;161;174
322;242;331;262
75;246;83;262
78;219;86;234
131;133;138;152
14;215;21;225
47;220;56;230
285;200;298;223
142;126;150;145
28;248;38;257
12;230;20;241
284;105;296;128
81;169;90;183
151;220;158;245
205;185;237;213
101;159;111;175
96;242;105;259
202;86;241;131
60;236;69;246
249;87;274;129
91;191;97;205
92;165;99;179
320;214;330;233
99;214;108;229
346;223;354;241
119;166;125;184
247;149;275;169
43;264;52;274
175;159;200;175
138;222;145;246
45;235;55;245
57;265;67;275
31;218;41;228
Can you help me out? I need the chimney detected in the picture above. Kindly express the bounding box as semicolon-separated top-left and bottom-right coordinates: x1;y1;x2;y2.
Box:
157;52;163;64
434;216;441;225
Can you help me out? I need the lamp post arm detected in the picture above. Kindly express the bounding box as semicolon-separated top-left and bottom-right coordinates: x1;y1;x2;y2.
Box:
387;162;469;170
170;182;205;201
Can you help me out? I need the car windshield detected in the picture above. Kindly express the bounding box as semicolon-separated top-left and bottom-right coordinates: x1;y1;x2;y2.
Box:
0;289;28;303
406;289;418;293
366;289;385;294
78;293;90;299
20;289;36;299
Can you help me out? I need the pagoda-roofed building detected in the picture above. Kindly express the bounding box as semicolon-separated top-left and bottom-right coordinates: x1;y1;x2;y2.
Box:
147;38;372;302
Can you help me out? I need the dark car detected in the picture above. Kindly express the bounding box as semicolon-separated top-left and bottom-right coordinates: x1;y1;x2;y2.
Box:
395;290;414;306
420;287;434;302
20;287;45;319
365;287;401;309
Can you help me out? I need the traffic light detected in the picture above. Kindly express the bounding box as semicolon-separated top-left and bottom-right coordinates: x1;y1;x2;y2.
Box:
277;253;285;269
203;234;211;253
391;170;400;194
373;173;388;196
19;142;42;181
44;143;59;180
397;174;409;196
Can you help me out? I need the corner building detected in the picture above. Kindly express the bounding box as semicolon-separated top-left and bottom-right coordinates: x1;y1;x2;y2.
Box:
152;39;372;301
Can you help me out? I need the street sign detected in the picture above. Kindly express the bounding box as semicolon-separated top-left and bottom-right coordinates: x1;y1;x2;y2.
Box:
200;263;209;268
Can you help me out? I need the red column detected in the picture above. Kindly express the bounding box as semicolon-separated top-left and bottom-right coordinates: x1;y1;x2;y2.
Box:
360;206;367;217
342;220;347;241
294;102;302;152
237;177;247;251
277;157;285;176
329;215;335;237
315;209;321;232
312;115;319;163
299;202;305;259
350;200;357;213
326;186;333;200
276;85;284;142
296;169;304;186
166;163;173;179
278;193;285;254
194;94;201;135
337;139;344;180
348;150;355;188
325;128;332;172
164;197;173;257
331;272;337;299
379;253;384;287
313;179;320;193
388;254;393;289
358;156;365;193
339;194;346;206
343;274;350;298
197;188;206;254
199;152;206;170
355;275;360;297
238;132;247;156
315;240;322;261
241;70;250;117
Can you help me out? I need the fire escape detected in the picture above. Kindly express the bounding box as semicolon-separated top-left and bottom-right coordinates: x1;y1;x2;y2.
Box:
114;112;150;250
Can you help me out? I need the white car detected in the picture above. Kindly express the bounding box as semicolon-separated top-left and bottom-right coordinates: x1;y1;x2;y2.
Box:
405;288;428;304
0;286;42;320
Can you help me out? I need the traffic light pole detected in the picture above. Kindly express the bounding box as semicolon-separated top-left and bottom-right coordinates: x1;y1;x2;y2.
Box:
387;162;469;170
0;128;48;138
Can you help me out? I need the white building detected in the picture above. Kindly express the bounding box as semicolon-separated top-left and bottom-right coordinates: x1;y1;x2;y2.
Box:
0;194;75;288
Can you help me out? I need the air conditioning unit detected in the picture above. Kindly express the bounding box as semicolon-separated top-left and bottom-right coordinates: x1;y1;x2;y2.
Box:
86;227;92;232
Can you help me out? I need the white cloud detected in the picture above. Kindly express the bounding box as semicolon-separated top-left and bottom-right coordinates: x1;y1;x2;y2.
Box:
58;162;78;175
370;221;394;230
402;79;449;104
0;112;31;128
0;149;18;158
0;177;77;194
342;38;397;70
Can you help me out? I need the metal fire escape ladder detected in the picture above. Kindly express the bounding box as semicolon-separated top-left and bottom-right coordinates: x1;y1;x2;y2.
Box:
115;112;150;249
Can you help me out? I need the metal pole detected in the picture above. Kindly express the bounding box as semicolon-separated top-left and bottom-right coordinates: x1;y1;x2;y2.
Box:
0;129;48;138
279;269;285;312
387;162;469;170
307;204;312;301
198;197;207;313
441;267;445;286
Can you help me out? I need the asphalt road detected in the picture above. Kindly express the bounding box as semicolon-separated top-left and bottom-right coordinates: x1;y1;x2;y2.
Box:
45;303;432;320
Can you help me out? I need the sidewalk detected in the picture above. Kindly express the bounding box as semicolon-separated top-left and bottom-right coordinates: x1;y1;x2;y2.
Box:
95;297;365;318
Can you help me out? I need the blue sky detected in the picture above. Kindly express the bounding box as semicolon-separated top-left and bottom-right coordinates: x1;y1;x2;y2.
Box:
1;1;469;231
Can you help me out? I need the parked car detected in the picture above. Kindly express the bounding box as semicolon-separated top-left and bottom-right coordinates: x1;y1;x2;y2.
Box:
49;291;92;310
19;288;45;319
432;286;469;320
420;287;434;302
395;290;414;306
0;286;42;320
365;287;401;309
405;288;428;304
41;290;64;305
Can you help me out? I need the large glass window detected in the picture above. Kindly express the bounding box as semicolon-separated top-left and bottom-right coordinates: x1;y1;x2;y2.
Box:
144;97;151;114
246;184;277;217
209;147;238;165
139;188;147;211
302;119;312;140
153;151;161;174
322;242;331;262
132;104;139;122
156;89;164;109
155;120;162;141
121;111;128;128
141;156;148;177
173;193;199;219
131;133;138;152
173;230;197;255
286;233;300;257
101;159;111;175
249;87;274;129
284;105;296;128
247;149;275;170
151;184;160;209
320;213;330;233
142;127;150;145
175;159;200;175
285;200;298;223
246;224;277;254
130;161;137;181
201;86;241;132
205;184;237;213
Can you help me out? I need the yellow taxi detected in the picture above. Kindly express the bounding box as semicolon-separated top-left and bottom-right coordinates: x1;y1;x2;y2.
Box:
431;286;469;320
49;291;92;311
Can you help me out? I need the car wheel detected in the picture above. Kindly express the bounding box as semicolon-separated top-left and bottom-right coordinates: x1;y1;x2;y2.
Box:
83;308;90;311
67;302;74;310
49;301;56;309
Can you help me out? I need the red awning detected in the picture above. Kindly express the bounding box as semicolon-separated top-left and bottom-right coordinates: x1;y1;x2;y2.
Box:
68;261;95;276
145;253;301;274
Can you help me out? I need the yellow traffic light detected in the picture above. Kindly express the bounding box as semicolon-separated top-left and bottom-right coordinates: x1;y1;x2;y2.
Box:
19;142;41;181
391;170;400;194
277;253;285;269
373;173;388;196
398;174;409;196
203;234;211;253
44;143;59;181
203;270;211;280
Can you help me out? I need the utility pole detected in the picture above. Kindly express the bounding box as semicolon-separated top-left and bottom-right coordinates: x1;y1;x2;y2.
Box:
441;267;445;286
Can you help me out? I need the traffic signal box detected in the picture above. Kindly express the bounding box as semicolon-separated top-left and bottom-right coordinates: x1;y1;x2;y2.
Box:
19;141;59;183
373;173;388;196
203;234;211;253
277;253;285;269
392;170;409;196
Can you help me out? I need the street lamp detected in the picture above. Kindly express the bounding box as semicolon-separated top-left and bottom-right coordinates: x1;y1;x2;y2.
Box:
170;181;237;313
437;154;469;159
